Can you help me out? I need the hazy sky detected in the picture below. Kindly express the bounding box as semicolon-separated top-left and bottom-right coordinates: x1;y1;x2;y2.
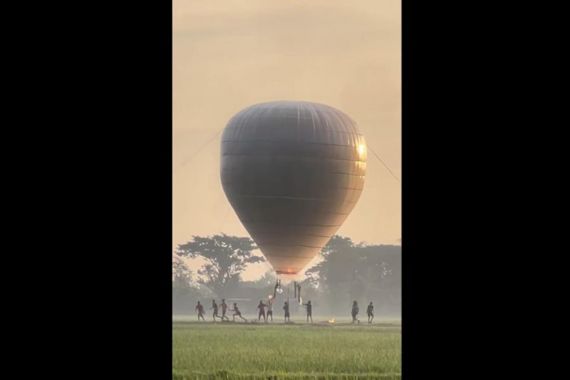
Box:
173;0;401;280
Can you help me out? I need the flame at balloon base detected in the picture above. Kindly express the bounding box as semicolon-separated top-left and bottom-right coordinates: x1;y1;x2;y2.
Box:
274;272;304;284
276;270;298;275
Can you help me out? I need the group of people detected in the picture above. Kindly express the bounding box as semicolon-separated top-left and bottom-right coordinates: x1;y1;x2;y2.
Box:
195;299;375;324
255;299;274;321
194;299;247;322
352;301;375;324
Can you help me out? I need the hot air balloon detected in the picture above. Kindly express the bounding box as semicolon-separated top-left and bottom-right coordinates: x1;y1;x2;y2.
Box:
220;101;366;275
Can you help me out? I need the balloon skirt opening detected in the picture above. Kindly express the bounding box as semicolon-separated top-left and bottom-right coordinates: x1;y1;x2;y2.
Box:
276;270;298;275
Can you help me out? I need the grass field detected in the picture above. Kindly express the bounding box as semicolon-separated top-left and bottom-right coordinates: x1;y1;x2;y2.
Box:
173;317;401;380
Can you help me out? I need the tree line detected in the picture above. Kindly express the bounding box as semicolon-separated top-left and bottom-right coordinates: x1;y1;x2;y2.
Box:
173;234;401;318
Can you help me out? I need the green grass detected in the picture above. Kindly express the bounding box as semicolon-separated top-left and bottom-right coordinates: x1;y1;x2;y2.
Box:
173;318;401;379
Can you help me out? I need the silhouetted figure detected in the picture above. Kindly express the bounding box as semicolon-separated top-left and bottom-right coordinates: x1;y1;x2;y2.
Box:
267;299;273;322
351;301;360;324
257;300;267;322
273;280;280;299
303;300;313;323
231;303;247;322
367;302;374;323
283;301;290;323
211;299;220;322
195;301;205;321
220;299;229;321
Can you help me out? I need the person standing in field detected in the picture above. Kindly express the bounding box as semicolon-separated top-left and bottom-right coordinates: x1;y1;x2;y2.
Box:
351;301;360;324
257;300;267;322
231;302;247;322
211;299;220;322
195;301;205;321
367;302;374;323
220;299;229;321
267;298;273;322
302;300;313;323
283;301;290;323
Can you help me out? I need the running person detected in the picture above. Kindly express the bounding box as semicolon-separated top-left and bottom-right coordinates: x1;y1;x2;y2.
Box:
257;300;267;322
220;299;229;321
303;300;313;323
351;301;360;324
195;301;205;321
211;299;220;322
367;302;374;323
231;303;247;322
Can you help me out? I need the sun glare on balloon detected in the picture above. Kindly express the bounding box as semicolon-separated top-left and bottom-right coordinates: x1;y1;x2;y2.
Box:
357;143;366;158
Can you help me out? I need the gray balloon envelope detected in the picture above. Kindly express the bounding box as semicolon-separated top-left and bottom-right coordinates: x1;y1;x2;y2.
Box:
220;101;366;275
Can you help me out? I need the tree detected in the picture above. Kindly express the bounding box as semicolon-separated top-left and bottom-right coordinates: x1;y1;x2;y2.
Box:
176;234;264;297
172;254;203;314
305;235;401;315
246;271;277;289
305;235;354;287
305;235;356;313
173;253;193;289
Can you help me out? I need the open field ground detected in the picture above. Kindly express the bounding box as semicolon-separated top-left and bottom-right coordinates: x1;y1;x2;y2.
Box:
173;317;401;379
